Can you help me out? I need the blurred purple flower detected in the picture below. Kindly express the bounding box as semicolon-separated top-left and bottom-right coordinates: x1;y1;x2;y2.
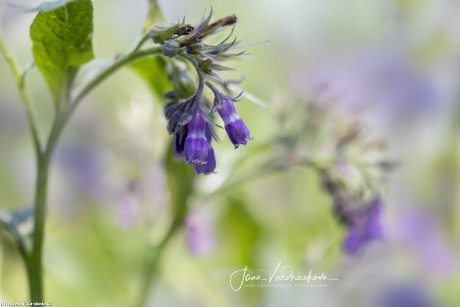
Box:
115;164;169;228
375;283;435;307
390;207;456;274
56;143;103;197
335;197;384;254
115;180;141;228
186;208;215;256
298;51;438;124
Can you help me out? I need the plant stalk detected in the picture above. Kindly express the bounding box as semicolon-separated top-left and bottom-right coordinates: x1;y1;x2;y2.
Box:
2;40;162;301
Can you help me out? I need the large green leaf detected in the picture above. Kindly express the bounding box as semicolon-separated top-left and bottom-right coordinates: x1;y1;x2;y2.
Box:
219;199;261;266
30;0;94;102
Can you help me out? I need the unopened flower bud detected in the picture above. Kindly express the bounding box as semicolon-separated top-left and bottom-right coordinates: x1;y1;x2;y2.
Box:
161;39;181;57
149;23;181;44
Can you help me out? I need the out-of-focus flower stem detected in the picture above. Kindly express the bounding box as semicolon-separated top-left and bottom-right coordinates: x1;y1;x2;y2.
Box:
204;158;285;199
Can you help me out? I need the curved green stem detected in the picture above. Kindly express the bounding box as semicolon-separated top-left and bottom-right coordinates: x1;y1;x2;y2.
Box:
29;46;163;301
46;47;162;154
0;220;28;261
3;14;163;300
1;42;162;301
0;37;42;157
133;32;152;53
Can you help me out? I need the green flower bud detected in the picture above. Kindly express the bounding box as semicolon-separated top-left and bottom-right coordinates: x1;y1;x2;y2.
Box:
149;23;181;43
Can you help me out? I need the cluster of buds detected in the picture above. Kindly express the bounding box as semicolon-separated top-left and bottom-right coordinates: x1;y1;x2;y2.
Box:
150;12;251;174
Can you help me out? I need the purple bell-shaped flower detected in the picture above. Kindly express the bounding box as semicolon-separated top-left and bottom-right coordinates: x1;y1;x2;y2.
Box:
184;112;208;165
194;126;217;174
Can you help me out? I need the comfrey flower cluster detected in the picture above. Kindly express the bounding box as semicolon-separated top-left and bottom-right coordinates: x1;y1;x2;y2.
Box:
150;13;251;174
322;174;384;254
273;92;391;255
334;196;383;254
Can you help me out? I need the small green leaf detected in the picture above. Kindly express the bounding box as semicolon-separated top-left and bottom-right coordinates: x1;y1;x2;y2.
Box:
164;148;195;217
131;57;171;99
30;0;94;102
0;206;35;255
144;0;164;31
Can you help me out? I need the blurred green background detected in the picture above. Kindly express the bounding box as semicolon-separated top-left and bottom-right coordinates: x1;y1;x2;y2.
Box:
1;0;459;306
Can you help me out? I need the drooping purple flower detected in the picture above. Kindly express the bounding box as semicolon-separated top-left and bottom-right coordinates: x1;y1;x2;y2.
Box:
194;126;216;174
207;84;251;148
335;196;384;254
218;96;251;148
184;112;208;165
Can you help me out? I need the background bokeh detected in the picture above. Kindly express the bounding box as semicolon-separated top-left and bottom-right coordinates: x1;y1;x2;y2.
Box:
1;0;459;306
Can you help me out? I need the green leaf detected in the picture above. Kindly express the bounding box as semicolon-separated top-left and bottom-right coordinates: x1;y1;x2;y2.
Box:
30;0;94;102
130;57;171;99
219;199;261;265
144;0;164;31
218;199;263;303
0;206;35;255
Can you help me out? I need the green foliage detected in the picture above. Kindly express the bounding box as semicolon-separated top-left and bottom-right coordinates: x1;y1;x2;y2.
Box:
30;0;94;102
219;199;261;266
164;149;195;217
0;206;34;256
131;57;171;99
